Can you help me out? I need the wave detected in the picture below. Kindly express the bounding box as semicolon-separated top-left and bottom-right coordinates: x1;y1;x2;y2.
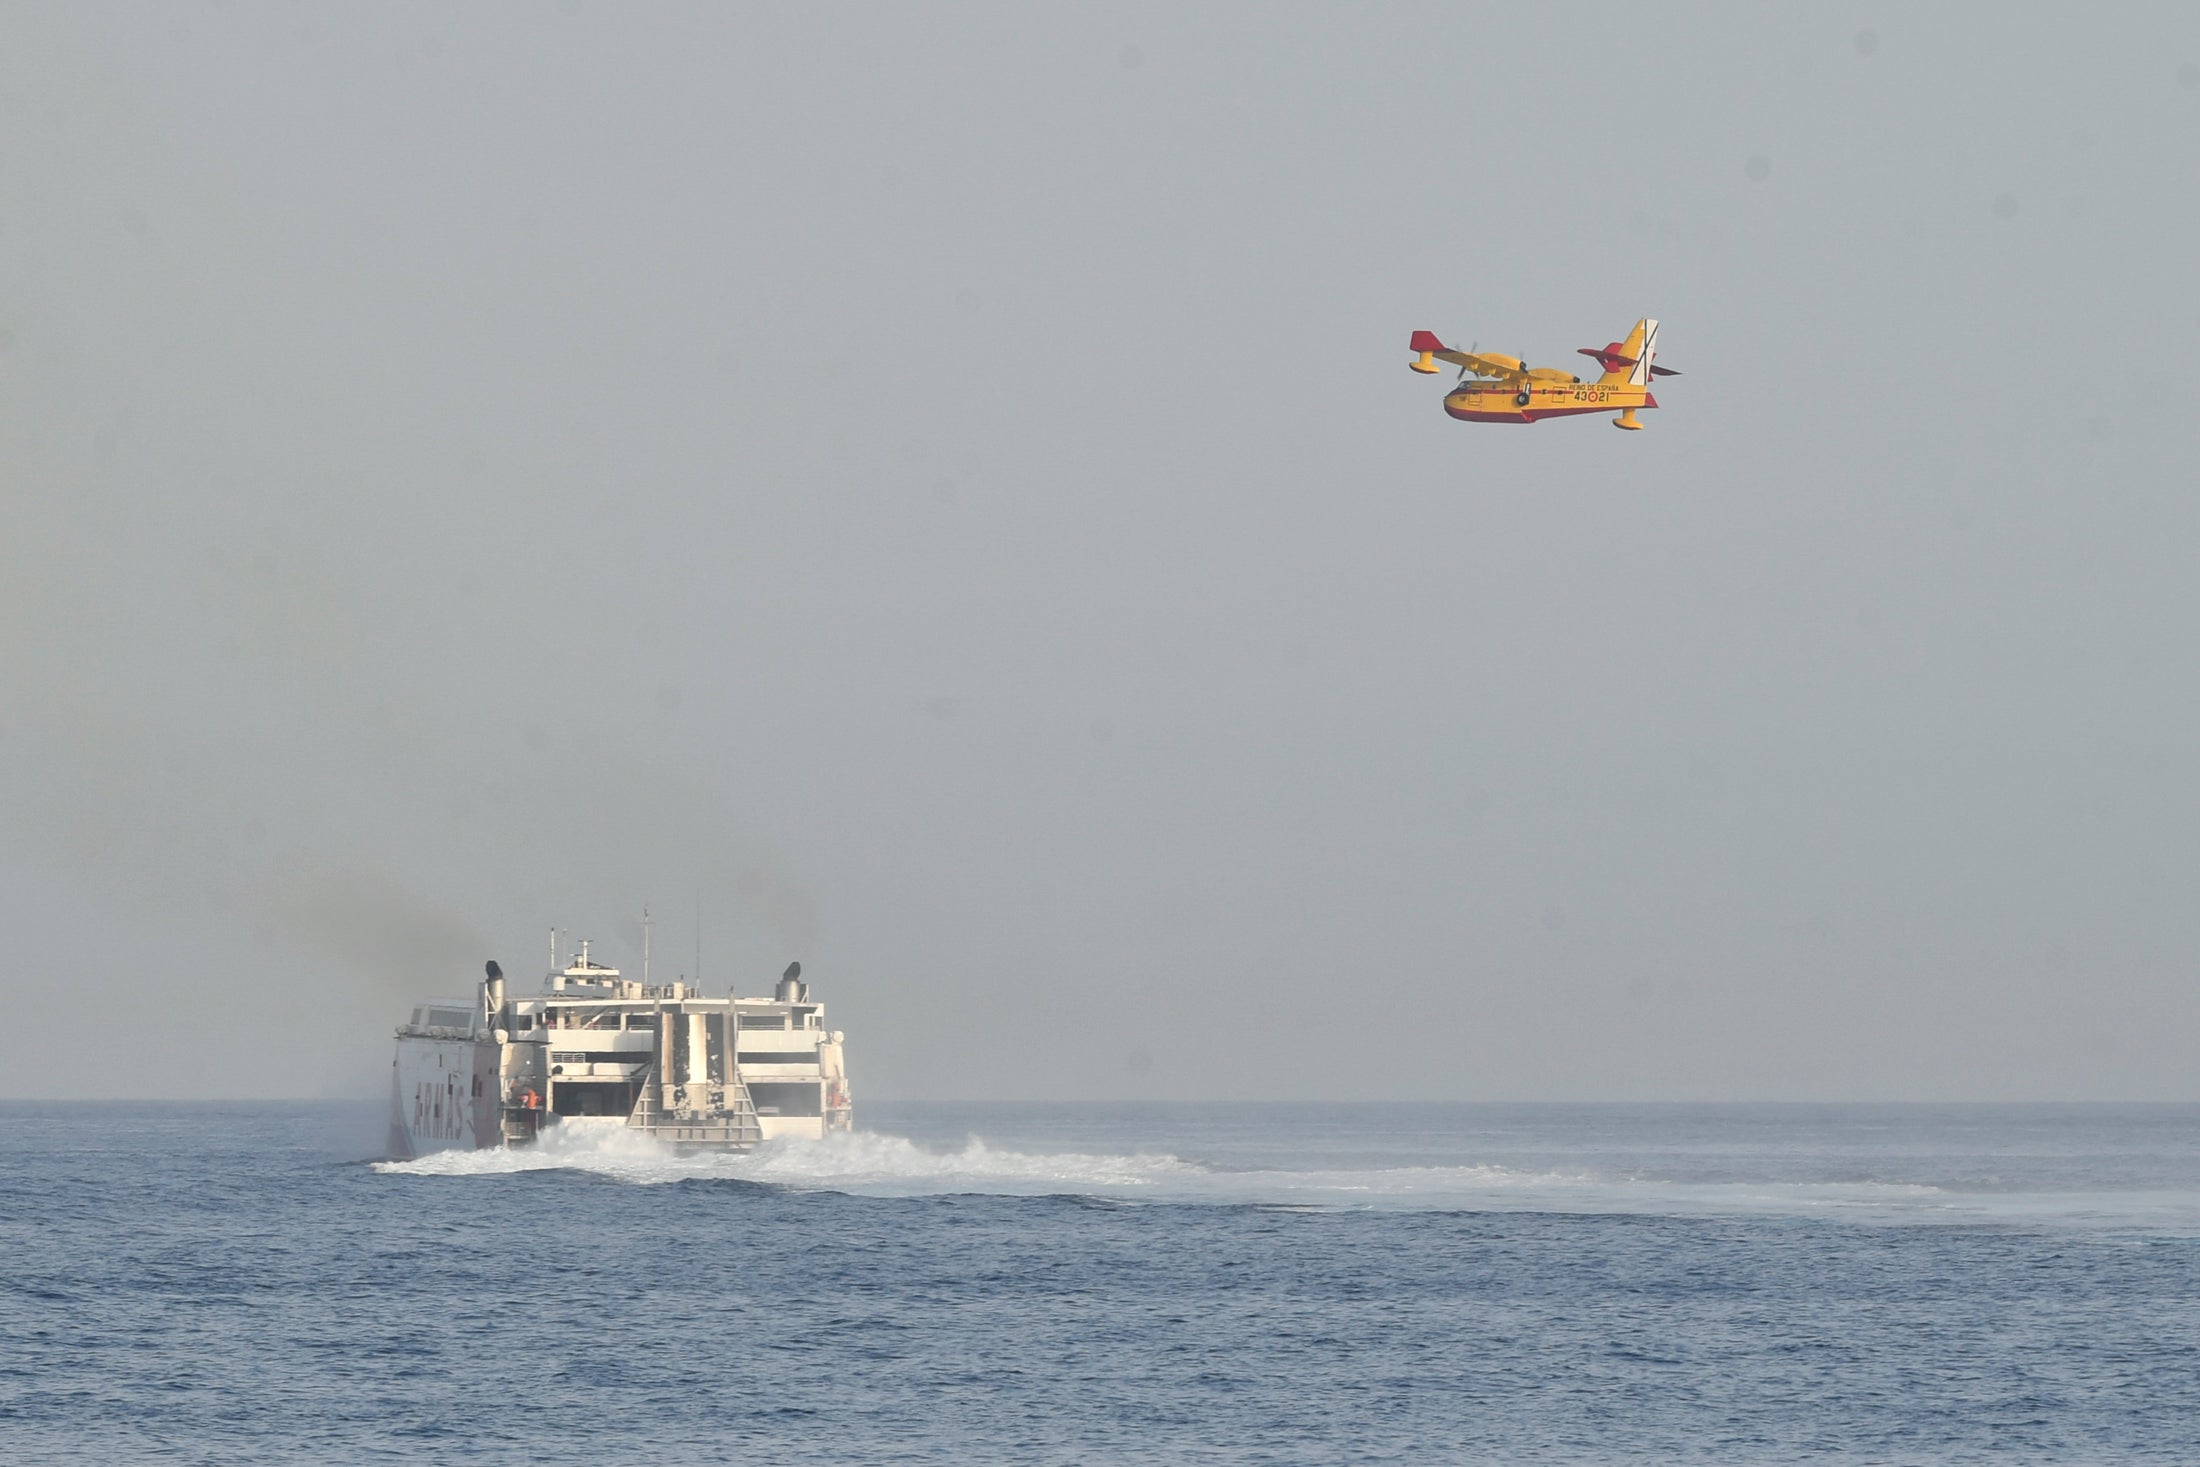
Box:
373;1124;2029;1218
374;1122;1205;1194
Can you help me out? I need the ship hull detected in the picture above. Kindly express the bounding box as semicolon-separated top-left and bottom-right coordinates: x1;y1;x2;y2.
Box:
388;1034;502;1160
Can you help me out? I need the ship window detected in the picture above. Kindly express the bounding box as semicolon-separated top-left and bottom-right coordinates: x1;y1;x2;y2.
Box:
424;1008;475;1031
515;1014;534;1030
550;1081;639;1118
741;1015;788;1030
550;1051;653;1066
737;1051;818;1067
746;1082;822;1117
626;1014;657;1029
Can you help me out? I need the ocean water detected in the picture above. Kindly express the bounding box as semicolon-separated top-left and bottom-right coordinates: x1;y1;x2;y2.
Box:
4;1103;2198;1464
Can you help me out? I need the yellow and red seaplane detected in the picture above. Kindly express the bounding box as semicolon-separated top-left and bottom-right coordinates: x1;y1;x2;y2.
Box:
1408;318;1677;429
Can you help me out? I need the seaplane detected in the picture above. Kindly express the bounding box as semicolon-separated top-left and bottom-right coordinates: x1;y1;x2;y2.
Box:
1408;317;1677;429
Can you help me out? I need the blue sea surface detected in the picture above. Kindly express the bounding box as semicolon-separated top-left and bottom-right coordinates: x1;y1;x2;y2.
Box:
3;1102;2197;1463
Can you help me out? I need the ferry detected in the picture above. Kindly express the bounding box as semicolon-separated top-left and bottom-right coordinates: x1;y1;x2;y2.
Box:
388;936;852;1160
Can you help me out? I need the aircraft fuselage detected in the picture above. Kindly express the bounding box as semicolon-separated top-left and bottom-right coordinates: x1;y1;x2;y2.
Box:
1443;379;1659;425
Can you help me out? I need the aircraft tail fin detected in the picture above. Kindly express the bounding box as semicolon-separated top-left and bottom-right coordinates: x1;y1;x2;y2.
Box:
1627;319;1660;385
1580;318;1659;386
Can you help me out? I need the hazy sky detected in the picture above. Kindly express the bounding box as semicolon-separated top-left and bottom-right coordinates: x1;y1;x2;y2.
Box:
5;4;2199;1101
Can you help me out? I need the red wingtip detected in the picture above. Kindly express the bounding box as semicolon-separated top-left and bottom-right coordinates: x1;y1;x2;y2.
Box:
1409;330;1447;353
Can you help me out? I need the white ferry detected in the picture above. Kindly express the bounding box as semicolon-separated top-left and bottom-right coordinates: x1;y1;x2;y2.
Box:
389;937;852;1160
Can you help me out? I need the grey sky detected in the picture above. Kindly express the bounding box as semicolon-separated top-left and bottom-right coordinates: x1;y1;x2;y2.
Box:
5;4;2198;1101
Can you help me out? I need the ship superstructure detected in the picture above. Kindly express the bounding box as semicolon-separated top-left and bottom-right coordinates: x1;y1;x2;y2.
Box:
389;939;851;1160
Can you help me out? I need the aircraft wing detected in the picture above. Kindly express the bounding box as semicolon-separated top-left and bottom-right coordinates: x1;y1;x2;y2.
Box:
1409;331;1534;380
1441;351;1530;380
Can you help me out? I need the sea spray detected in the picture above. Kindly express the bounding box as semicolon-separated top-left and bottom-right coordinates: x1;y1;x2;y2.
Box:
375;1122;1975;1216
376;1122;1207;1194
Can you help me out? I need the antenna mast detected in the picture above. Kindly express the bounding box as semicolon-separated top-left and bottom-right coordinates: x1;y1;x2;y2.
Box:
642;904;652;987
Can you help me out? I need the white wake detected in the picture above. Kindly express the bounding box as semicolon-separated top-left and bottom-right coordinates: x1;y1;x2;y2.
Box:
375;1123;1207;1197
372;1124;2005;1216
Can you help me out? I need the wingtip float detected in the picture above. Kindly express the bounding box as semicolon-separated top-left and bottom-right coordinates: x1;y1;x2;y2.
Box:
1408;318;1676;430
